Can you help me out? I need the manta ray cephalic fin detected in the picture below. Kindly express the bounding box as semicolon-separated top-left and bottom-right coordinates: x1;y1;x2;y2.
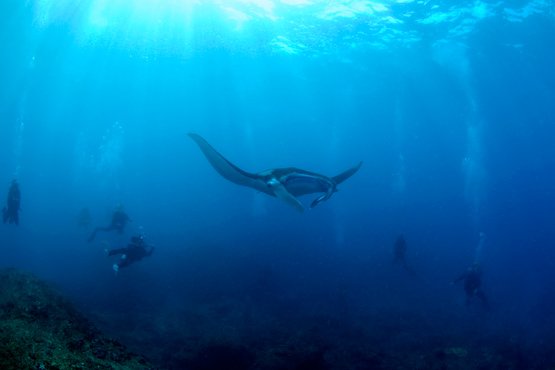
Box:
267;178;305;213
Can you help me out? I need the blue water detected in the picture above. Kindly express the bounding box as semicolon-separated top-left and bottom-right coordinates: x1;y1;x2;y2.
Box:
1;1;555;368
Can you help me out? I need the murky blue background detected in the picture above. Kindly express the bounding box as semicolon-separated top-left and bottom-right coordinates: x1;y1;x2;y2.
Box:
1;0;554;367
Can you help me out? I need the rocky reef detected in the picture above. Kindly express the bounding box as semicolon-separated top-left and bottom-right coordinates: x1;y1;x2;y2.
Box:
92;297;553;370
3;267;551;369
0;268;152;370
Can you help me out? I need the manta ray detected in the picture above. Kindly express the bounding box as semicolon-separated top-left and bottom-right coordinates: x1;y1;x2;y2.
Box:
189;133;362;212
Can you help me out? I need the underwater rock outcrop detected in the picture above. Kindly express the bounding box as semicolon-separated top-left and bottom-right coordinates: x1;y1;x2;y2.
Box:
0;268;152;370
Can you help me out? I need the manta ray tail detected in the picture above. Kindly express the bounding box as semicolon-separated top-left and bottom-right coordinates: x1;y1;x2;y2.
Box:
332;161;363;185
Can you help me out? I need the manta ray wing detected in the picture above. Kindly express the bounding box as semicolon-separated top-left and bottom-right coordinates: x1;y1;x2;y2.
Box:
332;161;363;185
188;133;270;194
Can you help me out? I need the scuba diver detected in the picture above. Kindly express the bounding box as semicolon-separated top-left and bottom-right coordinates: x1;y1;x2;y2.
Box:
106;234;154;272
393;234;415;275
76;207;92;228
88;205;131;242
3;180;21;225
454;262;489;309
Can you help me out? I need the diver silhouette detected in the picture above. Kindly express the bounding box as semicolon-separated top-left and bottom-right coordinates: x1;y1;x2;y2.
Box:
393;234;415;275
88;205;131;242
3;180;21;225
454;262;489;309
106;234;154;273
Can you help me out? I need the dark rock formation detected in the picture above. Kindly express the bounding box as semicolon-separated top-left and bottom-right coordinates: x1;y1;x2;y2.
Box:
0;268;153;370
